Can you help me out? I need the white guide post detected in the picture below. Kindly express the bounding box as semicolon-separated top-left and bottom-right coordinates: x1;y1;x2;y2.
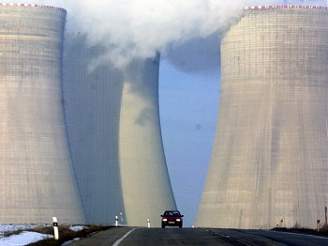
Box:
52;217;59;240
115;215;119;227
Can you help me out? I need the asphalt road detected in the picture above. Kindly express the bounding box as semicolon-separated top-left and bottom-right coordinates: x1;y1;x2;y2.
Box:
71;227;328;245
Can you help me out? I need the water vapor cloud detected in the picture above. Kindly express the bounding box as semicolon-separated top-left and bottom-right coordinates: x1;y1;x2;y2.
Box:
2;0;327;70
65;0;247;68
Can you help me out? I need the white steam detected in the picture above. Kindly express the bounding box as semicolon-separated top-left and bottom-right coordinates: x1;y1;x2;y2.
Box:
1;0;327;68
64;0;328;68
65;0;248;68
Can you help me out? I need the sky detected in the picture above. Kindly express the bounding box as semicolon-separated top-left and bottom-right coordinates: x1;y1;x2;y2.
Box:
159;59;220;226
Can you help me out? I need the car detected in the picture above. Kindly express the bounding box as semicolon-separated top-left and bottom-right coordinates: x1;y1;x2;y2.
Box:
161;210;184;228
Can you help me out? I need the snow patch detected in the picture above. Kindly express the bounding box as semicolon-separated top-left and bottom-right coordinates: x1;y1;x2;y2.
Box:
69;225;88;232
0;225;37;234
0;231;52;246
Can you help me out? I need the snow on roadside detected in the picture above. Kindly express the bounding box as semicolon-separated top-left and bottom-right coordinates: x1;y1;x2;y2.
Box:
69;225;88;232
0;225;37;234
0;231;52;246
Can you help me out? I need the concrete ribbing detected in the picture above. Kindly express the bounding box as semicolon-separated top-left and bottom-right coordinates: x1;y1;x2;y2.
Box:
197;7;328;229
0;6;84;224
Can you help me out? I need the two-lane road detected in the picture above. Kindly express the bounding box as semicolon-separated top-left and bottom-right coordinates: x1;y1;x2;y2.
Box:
71;227;328;245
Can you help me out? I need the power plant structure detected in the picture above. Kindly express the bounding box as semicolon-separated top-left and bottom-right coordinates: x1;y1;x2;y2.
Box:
63;34;125;225
118;56;176;226
63;35;176;226
0;4;84;224
197;5;328;229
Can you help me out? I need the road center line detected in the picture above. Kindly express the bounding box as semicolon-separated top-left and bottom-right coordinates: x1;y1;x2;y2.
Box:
112;228;137;246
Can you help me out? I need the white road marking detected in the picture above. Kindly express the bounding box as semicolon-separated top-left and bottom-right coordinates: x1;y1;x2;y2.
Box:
112;228;137;246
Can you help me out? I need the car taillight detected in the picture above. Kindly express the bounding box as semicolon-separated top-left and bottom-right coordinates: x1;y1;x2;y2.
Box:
162;218;167;221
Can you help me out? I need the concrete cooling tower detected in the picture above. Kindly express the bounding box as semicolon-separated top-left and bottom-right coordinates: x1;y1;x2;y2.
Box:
63;35;176;226
63;35;124;225
0;4;84;224
119;56;176;226
197;5;328;229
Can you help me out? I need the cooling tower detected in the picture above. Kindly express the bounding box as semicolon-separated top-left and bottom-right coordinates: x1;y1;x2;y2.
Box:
0;4;84;224
63;36;176;226
119;57;176;226
197;5;328;229
63;35;125;224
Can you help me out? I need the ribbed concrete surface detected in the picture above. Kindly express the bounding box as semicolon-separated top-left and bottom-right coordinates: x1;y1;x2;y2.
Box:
0;6;84;224
197;6;328;229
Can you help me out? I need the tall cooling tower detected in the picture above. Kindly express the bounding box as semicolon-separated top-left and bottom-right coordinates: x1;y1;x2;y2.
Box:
197;5;328;229
63;35;125;224
119;57;176;226
0;4;84;224
63;35;176;226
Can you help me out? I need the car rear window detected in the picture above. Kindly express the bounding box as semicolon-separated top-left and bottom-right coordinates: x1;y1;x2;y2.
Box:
165;211;180;216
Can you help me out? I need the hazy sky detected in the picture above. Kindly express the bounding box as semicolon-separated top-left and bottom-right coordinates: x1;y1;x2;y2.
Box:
159;59;220;226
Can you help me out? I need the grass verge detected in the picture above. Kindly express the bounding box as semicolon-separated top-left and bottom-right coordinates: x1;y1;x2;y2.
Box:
27;225;112;246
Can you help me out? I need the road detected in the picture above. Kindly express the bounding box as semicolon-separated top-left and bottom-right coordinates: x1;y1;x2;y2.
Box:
71;227;328;245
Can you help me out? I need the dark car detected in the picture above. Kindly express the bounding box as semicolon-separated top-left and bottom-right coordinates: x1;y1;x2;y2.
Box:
161;210;184;228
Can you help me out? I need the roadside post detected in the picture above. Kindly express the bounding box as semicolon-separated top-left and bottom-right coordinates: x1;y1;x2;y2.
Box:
120;212;124;224
325;206;327;225
317;219;321;232
52;217;59;240
115;215;119;227
147;218;151;228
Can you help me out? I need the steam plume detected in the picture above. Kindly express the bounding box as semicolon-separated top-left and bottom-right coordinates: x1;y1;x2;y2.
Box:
1;1;327;69
64;0;247;68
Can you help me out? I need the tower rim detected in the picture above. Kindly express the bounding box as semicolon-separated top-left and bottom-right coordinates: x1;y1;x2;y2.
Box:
0;3;66;13
244;4;328;11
